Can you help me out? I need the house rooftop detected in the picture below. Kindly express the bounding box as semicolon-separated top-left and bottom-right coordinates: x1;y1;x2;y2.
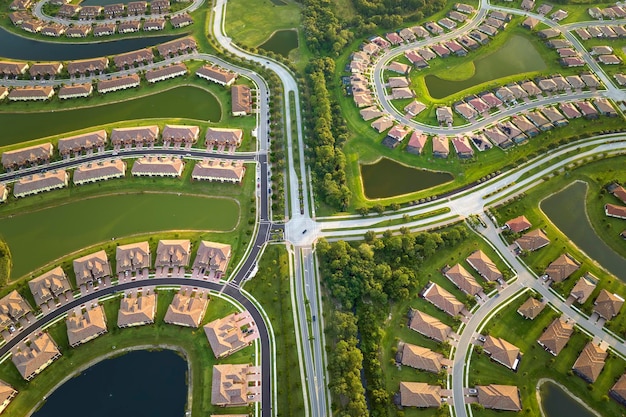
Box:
538;318;574;355
517;297;545;319
477;384;521;411
483;335;521;370
573;342;607;382
399;382;441;408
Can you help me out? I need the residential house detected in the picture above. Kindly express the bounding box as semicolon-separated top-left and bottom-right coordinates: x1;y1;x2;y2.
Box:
594;98;617;117
581;74;600;88
599;54;621;65
452;136;474;158
466;250;502;281
511;115;539;137
468;96;489;113
359;106;383;121
391;87;414;100
538;28;560;39
170;13;193;28
569;273;598;304
196;65;237;86
113;49;153;69
483;126;513;149
211;364;261;406
477;24;498;37
204;311;258;358
455;3;474;14
156;36;197;57
431;43;450;58
41;23;66;37
143;18;166;31
541;106;568;126
404;101;426;117
610;373;626;406
73;250;111;287
29;62;62;79
74;159;126;186
0;290;32;331
111;126;159;148
58;83;93;99
537;317;574;356
479;92;502;108
78;5;102;19
2;142;53;170
436;106;453;125
383;124;410;149
454;102;478;120
11;333;61;381
477;385;522;411
521;80;542;96
514;229;550;252
406;131;428;155
116;241;150;278
192;241;232;279
444;263;482;296
499;120;526;143
561;57;585;67
58;130;107;157
560;102;582;119
421;282;464;317
425;21;444;35
97;74;141;94
594;289;624;320
28;267;72;309
231;84;252;116
371;116;394;133
387;61;411;74
432;135;449;158
527;111;552;131
8;86;54;101
155;239;191;274
0;380;16;414
483;335;522;370
545;253;580;283
163;124;200;147
145;63;188;83
388;76;409;88
572;342;607;383
67;57;108;76
127;1;147;15
65;24;91;38
438;18;457;30
517;297;545;320
608;183;626;204
408;309;452;342
151;0;170;14
117;290;157;328
398;382;442;408
577;101;599;119
103;3;124;18
164;288;209;328
66;305;108;347
205;127;242;149
522;17;539;29
397;343;449;373
469;133;491;151
192;160;245;184
13;170;69;198
385;32;403;45
470;30;489;44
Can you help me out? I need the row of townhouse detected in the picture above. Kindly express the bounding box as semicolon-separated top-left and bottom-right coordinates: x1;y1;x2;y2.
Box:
9;0;174;15
0;157;245;202
576;24;626;40
0;125;245;172
8;11;193;38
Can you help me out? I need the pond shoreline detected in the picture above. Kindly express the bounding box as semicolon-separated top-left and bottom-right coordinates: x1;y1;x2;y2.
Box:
536;378;601;417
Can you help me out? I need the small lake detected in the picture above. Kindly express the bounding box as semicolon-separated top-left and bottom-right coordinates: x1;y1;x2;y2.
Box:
540;181;626;281
0;86;221;145
258;29;298;57
540;380;597;417
425;35;547;99
0;193;239;279
0;27;183;61
360;158;453;199
33;350;187;417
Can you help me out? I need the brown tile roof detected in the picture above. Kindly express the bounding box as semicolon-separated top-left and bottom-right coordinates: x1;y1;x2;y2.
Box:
408;309;452;342
29;62;62;78
515;229;550;252
421;282;464;317
444;263;482;295
605;203;626;219
97;74;140;93
11;333;61;380
156;36;196;57
538;318;574;355
517;297;545;319
8;86;54;100
58;130;107;154
67;57;108;75
1;143;53;169
483;335;521;370
569;273;597;304
610;185;626;204
205;127;243;147
66;305;108;347
594;289;625;320
545;253;580;283
73;159;126;185
116;242;151;273
73;250;111;286
162;124;199;143
232;84;252;115
131;157;184;177
156;239;190;268
164;289;208;328
0;61;28;76
399;382;441;407
144;63;187;82
111;126;159;145
572;342;607;382
466;250;502;281
477;384;521;411
211;364;260;406
28;266;72;307
0;290;32;329
611;373;626;402
193;241;231;275
192;160;245;183
399;343;445;373
14;170;68;198
117;290;156;327
204;311;257;358
196;65;237;85
0;379;16;411
113;48;153;68
58;83;93;99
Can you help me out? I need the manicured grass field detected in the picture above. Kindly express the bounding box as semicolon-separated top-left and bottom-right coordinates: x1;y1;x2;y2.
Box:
244;244;305;417
0;291;253;417
492;155;626;337
224;0;301;48
470;293;626;417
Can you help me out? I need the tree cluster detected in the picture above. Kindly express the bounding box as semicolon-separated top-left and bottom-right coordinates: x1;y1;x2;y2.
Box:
304;58;352;210
302;0;353;55
318;226;469;415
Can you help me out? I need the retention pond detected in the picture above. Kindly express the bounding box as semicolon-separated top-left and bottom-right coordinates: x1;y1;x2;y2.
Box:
360;158;453;199
540;181;626;281
258;29;298;57
539;380;598;417
33;350;187;417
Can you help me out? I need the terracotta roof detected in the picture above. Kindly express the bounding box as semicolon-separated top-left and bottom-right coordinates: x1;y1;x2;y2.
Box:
111;126;159;144
58;130;107;154
163;124;199;142
131;157;184;177
611;373;626;401
483;335;521;370
545;253;580;283
606;203;626;219
117;290;156;327
421;282;464;317
232;84;252;114
211;364;260;406
408;309;452;342
73;159;126;185
11;333;61;380
477;384;521;411
205;127;242;147
116;241;150;273
399;343;445;373
538;318;574;355
164;289;208;328
572;342;607;382
517;297;545;319
0;379;16;411
569;273;597;304
58;83;93;98
28;267;72;307
466;250;502;281
14;170;68;197
1;143;53;168
204;311;257;358
145;63;187;82
66;305;108;347
515;229;550;252
444;263;482;295
399;382;441;407
594;289;625;320
67;57;108;75
156;36;196;56
73;250;111;286
193;241;231;274
155;239;190;268
0;290;32;329
196;65;236;85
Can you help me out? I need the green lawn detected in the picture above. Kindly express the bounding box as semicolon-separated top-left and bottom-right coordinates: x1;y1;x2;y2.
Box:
470;293;626;417
224;0;301;48
0;290;255;417
244;244;305;416
491;155;626;337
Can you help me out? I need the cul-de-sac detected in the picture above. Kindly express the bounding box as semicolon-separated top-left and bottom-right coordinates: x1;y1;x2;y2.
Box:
0;0;625;416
